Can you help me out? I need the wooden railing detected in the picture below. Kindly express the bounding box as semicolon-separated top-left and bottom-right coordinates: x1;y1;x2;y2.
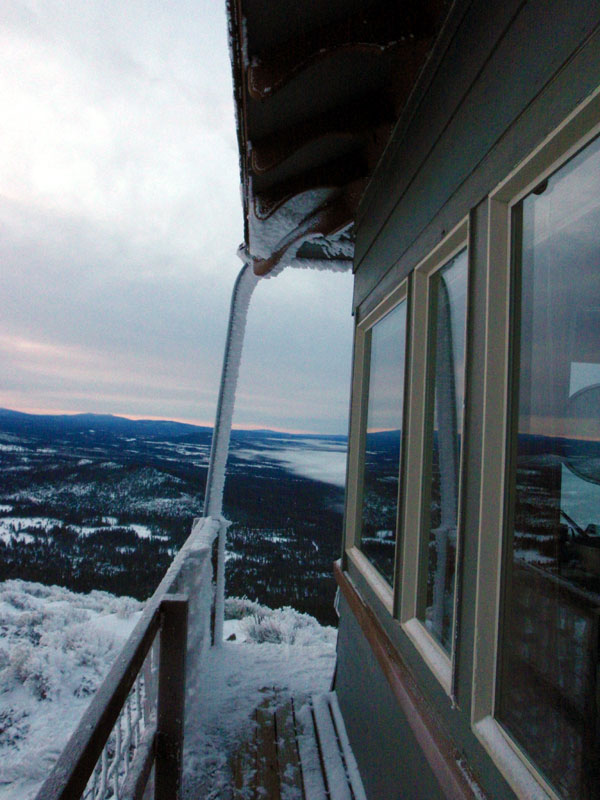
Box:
35;516;221;800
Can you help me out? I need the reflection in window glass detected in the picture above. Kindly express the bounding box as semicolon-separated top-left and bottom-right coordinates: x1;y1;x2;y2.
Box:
420;249;468;652
359;300;407;585
498;136;600;800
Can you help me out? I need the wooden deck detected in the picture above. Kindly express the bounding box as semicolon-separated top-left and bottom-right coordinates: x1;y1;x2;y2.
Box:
231;691;367;800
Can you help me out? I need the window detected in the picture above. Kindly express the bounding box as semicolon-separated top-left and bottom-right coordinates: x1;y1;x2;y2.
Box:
399;220;469;692
345;219;470;694
358;300;407;585
497;134;600;800
474;87;600;800
418;248;468;653
345;281;409;611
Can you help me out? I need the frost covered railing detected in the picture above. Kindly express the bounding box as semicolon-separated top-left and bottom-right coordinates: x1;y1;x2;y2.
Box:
35;516;221;800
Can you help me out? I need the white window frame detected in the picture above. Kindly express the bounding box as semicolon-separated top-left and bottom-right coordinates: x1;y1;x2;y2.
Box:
400;218;469;696
345;220;470;695
345;279;409;615
472;85;600;800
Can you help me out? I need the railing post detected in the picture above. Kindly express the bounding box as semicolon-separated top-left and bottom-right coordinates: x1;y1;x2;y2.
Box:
155;595;188;800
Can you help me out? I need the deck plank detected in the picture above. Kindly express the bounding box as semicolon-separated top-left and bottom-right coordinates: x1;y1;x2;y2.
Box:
312;694;353;800
295;702;328;800
229;691;365;800
256;704;281;800
275;702;304;798
328;693;368;800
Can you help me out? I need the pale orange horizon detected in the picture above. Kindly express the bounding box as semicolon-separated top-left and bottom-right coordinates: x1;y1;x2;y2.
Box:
2;404;330;436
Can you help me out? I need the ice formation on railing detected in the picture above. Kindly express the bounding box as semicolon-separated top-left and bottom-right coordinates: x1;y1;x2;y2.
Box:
82;638;158;800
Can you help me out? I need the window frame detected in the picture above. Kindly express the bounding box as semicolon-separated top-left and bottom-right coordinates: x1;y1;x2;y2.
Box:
472;85;600;800
345;278;410;615
344;220;470;695
399;218;470;696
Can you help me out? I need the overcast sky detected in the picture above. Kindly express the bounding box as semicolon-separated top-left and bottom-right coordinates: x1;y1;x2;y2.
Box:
0;1;354;435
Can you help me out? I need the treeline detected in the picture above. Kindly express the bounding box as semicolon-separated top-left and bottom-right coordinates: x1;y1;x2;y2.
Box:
0;534;174;599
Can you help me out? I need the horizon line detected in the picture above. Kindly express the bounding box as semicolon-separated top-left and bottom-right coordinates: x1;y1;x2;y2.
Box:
0;405;346;438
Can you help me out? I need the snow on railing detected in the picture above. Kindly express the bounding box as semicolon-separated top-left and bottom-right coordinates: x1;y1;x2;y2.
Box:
35;517;219;800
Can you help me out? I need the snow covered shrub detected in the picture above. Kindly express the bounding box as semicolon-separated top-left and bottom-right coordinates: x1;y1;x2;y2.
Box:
5;644;52;700
241;614;289;644
2;591;33;611
240;606;337;646
224;596;265;620
23;654;52;701
18;583;52;599
115;596;140;619
0;708;30;748
9;643;33;684
0;580;142;798
73;630;117;670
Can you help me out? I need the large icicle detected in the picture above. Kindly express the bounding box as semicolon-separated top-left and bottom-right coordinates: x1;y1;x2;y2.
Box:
204;259;260;644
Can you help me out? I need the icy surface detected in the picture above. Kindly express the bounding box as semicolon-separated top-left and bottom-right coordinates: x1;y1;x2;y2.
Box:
248;189;336;261
0;580;141;800
182;601;336;799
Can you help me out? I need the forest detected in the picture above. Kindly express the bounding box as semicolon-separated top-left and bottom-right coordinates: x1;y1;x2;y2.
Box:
0;409;345;625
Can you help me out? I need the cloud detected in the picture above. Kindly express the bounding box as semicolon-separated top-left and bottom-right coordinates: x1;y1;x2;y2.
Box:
0;1;353;434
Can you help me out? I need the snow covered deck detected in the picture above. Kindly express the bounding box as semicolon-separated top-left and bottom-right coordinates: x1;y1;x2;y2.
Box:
179;604;365;800
230;692;366;800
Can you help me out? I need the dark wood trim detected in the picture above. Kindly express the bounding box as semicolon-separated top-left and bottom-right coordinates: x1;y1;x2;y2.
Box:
252;153;367;217
334;561;487;800
156;595;188;800
250;93;394;175
247;0;433;101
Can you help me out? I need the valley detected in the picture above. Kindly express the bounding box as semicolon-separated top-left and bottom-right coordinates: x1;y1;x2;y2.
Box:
0;409;347;625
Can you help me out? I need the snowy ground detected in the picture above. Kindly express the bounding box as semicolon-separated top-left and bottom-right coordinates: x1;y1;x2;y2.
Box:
0;581;142;800
0;516;160;544
0;585;336;800
183;599;337;799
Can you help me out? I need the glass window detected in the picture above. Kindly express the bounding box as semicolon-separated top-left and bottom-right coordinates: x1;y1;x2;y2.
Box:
497;135;600;800
419;249;468;652
358;299;407;585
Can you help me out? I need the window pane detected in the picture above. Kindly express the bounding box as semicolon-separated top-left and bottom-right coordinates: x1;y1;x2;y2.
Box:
421;249;468;651
359;300;407;585
497;136;600;800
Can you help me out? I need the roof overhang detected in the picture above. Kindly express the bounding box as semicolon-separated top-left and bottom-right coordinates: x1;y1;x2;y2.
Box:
227;0;451;275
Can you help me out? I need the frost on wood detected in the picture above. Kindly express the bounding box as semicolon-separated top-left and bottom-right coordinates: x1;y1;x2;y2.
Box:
168;516;219;672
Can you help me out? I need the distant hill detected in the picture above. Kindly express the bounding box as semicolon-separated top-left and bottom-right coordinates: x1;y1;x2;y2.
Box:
0;408;209;440
0;408;347;443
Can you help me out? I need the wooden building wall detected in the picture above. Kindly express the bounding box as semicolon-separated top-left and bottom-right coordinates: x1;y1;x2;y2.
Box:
337;2;600;798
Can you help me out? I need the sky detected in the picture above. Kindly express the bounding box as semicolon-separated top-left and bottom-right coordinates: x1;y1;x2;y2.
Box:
0;0;354;435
